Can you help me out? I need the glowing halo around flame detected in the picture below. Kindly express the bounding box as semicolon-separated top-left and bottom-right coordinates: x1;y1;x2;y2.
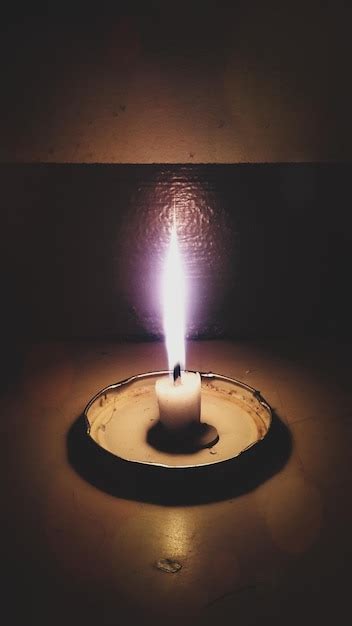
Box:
162;223;186;372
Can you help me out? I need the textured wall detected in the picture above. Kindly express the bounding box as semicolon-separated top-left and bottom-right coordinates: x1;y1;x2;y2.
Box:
1;163;351;341
1;2;351;163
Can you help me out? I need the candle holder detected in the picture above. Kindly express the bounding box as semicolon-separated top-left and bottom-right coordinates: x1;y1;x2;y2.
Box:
84;371;272;469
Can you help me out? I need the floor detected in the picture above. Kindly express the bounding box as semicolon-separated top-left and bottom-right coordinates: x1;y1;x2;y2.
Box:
2;339;352;625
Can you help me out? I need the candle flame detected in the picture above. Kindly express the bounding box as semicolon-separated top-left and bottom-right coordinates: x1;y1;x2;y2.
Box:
162;223;186;371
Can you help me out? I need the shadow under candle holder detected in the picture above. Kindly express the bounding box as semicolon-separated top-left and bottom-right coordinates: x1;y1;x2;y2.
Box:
67;410;292;505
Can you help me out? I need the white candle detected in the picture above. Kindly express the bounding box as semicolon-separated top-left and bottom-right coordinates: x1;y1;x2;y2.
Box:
156;371;201;430
155;219;201;432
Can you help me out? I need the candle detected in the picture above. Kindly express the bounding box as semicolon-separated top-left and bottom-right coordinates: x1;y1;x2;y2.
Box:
156;369;201;431
155;220;201;431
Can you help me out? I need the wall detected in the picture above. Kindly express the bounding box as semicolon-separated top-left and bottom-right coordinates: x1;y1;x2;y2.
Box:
1;163;351;341
0;1;351;163
1;5;351;345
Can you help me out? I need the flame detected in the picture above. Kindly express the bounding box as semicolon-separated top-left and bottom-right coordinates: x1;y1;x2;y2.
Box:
162;223;186;371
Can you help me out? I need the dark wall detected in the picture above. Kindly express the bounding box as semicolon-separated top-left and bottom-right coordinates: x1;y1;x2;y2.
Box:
1;164;351;341
1;2;351;162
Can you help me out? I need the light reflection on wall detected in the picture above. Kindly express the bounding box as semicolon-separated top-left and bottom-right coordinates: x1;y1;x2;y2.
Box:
115;170;238;338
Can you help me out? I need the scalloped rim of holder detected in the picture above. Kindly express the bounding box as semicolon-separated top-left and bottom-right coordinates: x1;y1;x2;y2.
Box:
84;371;272;469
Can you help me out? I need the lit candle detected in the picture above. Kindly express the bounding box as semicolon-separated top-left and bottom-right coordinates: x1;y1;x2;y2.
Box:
155;222;201;431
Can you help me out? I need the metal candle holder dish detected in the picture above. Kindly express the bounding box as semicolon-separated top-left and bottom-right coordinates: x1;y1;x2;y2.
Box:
84;371;272;470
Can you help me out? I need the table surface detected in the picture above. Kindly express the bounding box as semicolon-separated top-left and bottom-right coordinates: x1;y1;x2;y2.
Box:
2;339;352;626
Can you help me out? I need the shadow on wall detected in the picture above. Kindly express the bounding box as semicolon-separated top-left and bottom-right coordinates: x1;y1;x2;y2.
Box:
66;410;292;505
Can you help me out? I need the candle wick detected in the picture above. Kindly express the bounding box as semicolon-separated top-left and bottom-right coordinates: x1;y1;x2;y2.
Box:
173;363;181;385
